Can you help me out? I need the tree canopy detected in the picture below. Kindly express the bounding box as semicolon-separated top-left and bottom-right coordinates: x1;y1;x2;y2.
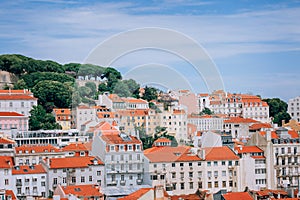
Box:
29;105;61;130
263;98;291;126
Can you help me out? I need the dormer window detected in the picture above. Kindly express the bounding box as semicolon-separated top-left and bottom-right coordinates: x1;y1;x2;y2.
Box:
128;145;132;151
119;145;124;151
80;151;85;156
110;145;115;151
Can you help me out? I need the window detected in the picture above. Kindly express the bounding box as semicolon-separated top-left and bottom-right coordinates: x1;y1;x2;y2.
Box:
180;182;185;190
189;172;193;178
172;163;175;167
89;176;92;182
222;181;226;187
228;161;232;166
151;175;158;180
5;179;9;185
189;182;193;189
180;163;184;167
208;182;212;188
222;161;226;165
222;171;226;176
173;183;177;190
180;172;184;178
208;171;212;178
214;171;218;177
198;162;201;166
207;162;211;166
72;177;76;183
53;178;57;185
189;162;192;166
229;180;233;187
63;178;66;184
214;181;219;188
172;172;176;178
214;161;218;166
97;171;101;176
81;176;85;183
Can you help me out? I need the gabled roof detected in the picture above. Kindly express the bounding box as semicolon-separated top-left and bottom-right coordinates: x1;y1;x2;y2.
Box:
0;156;14;168
122;97;148;104
224;117;257;124
144;146;201;163
94;121;120;135
234;146;264;154
288;130;299;139
254;189;287;196
15;145;60;154
0;89;32;95
222;192;253;200
154;138;171;144
0;95;37;100
12;164;46;175
204;146;239;161
0;137;15;144
171;193;202;200
117;188;153;200
48;156;103;169
0;112;25;117
101;134;142;145
61;184;103;197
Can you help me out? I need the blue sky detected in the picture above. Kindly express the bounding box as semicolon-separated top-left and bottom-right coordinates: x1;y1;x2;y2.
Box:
1;0;300;101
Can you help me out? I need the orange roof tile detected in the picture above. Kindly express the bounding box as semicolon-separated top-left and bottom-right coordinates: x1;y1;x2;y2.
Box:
171;193;202;200
259;131;279;139
222;192;253;200
15;145;60;154
49;156;103;169
108;94;124;102
0;89;32;95
94;121;120;135
12;164;46;175
224;117;257;124
288;130;299;139
101;134;142;145
254;189;287;196
117;109;149;116
199;93;209;97
0;112;25;117
53;108;71;115
173;109;185;115
234;146;263;154
144;146;201;163
0;137;15;144
5;190;17;200
0;156;14;168
122;97;148;104
0;95;37;100
249;123;272;130
204;146;239;161
61;184;103;197
62;142;90;152
117;188;153;200
77;105;91;109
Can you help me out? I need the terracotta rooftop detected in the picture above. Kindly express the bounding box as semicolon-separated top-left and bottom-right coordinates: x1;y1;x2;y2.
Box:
101;134;142;145
0;112;25;117
144;146;201;163
0;137;15;144
48;156;103;169
0;95;37;100
0;89;32;95
222;192;253;200
122;97;148;104
249;123;272;130
62;142;90;152
234;146;264;154
15;145;60;154
154;137;171;143
224;117;257;124
259;131;279;139
0;156;14;168
204;146;239;161
254;189;287;196
61;184;103;197
53;108;71;115
5;190;17;200
117;188;153;200
12;164;46;175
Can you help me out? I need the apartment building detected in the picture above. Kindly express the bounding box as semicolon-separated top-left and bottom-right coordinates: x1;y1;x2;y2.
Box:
91;122;145;192
14;145;64;166
0;156;14;191
0;112;29;133
12;164;47;199
53;108;72;130
0;89;37;116
42;156;104;195
248;128;300;190
199;91;270;123
223;117;258;139
188;114;224;132
61;142;90;157
144;144;241;195
9;129;88;147
0;137;15;156
234;146;267;190
288;96;300;122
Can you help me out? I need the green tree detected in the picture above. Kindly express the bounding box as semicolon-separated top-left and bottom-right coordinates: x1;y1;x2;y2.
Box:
13;79;27;89
123;79;140;98
142;86;158;102
98;83;109;93
32;80;72;110
113;80;131;97
263;98;291;126
200;107;213;115
29;105;61;130
78;86;92;98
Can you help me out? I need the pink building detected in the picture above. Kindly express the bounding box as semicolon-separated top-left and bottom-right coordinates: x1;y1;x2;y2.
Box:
0;112;28;132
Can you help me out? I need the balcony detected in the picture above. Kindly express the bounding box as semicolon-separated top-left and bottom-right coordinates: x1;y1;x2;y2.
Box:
107;181;117;186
